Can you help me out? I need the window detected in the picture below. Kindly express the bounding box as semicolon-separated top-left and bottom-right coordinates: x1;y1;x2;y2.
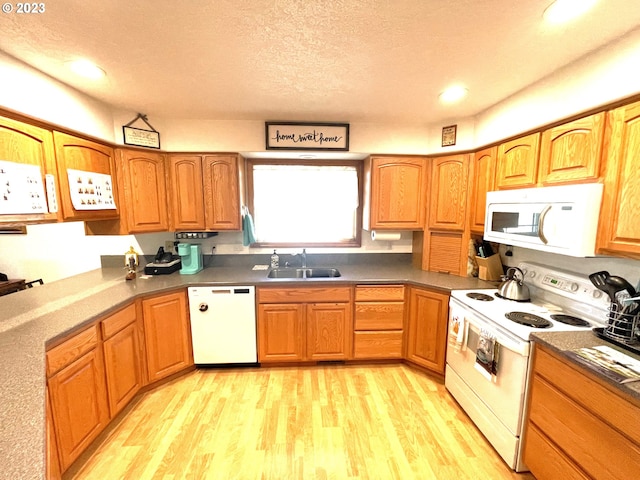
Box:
247;160;362;247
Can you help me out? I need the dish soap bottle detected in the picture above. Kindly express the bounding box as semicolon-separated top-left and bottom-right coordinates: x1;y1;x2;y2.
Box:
270;249;279;268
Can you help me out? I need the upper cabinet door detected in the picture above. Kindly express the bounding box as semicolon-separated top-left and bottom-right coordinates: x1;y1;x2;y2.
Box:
368;156;427;230
496;132;540;189
469;147;497;234
539;112;605;185
203;154;242;230
0;115;59;224
118;149;169;233
53;131;118;221
428;154;469;231
168;155;205;231
597;101;640;257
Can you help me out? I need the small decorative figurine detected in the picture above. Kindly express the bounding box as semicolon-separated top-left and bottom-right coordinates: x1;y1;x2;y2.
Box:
124;246;139;280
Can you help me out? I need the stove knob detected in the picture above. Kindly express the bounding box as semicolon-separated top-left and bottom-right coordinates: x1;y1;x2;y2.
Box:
592;290;603;299
570;282;579;292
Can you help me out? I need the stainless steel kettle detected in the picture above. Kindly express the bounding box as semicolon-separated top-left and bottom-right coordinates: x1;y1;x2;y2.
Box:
497;267;531;302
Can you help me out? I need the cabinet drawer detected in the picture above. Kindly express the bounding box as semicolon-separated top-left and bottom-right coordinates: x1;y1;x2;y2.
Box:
524;423;589;480
534;347;640;445
529;373;640;480
354;302;404;330
355;285;405;301
46;324;99;377
353;331;402;359
258;287;351;304
101;303;137;340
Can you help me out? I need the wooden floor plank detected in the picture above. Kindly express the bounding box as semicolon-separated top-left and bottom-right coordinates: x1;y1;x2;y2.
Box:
66;364;535;480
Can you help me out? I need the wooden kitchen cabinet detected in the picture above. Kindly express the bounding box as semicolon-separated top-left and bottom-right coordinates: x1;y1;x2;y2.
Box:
167;153;244;231
405;287;449;375
258;303;306;362
353;285;405;359
523;344;640;480
364;155;428;230
469;147;497;234
203;154;243;230
142;290;193;382
256;287;352;363
101;302;144;417
0;115;59;224
168;155;206;230
53;131;119;221
496;132;541;189
414;153;470;277
306;302;351;361
597;100;640;257
428;154;470;231
85;148;169;234
538;112;605;185
46;324;110;472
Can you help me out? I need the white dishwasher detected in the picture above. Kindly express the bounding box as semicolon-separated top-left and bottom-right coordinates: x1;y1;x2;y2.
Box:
188;286;257;365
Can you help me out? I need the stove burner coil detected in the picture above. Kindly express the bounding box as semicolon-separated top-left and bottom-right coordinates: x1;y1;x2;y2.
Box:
466;292;494;302
505;311;553;328
549;314;590;327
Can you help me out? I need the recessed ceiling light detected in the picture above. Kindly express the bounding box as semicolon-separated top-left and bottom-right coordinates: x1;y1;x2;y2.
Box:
439;85;468;104
66;59;106;79
299;154;316;159
543;0;598;24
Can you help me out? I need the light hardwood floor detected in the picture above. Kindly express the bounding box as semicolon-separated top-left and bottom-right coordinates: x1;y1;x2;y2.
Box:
66;364;535;480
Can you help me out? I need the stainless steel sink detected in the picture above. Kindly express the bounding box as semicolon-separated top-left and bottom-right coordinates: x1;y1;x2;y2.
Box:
267;267;341;279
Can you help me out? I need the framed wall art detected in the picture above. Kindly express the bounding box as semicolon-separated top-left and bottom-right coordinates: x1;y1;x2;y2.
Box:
442;124;457;147
265;122;349;151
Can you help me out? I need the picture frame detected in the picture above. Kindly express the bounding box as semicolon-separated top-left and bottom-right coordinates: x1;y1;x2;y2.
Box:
265;122;349;151
123;126;161;149
442;124;457;147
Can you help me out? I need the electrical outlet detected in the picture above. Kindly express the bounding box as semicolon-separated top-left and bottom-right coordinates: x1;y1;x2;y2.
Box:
165;241;175;251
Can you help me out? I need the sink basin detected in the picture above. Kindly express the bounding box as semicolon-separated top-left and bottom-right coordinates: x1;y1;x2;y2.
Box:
304;268;341;278
267;267;341;279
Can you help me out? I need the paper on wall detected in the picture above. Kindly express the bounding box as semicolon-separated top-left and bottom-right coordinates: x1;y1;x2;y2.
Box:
67;168;116;210
0;160;48;215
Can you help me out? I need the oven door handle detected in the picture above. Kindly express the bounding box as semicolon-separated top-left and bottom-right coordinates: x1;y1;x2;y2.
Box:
538;205;552;244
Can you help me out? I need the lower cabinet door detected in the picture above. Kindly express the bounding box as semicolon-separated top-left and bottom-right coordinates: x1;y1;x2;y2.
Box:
142;291;193;382
103;322;143;416
258;303;305;362
405;287;449;374
306;303;351;360
48;349;110;471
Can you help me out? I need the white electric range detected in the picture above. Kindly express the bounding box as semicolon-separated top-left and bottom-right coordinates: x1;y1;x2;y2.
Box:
445;262;609;472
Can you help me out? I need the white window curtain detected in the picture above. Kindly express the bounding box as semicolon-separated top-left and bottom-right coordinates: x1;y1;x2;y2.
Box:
252;164;359;243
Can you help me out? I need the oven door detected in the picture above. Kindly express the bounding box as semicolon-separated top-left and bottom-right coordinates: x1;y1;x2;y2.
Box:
445;298;531;471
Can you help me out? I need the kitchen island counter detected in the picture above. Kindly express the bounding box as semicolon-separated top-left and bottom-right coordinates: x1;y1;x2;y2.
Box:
0;261;491;480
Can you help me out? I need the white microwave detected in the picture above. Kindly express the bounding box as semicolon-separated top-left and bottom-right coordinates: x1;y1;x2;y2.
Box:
484;183;604;257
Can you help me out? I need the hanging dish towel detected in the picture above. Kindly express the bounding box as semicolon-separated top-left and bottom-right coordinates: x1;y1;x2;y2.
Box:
242;207;256;246
475;329;500;382
448;313;468;353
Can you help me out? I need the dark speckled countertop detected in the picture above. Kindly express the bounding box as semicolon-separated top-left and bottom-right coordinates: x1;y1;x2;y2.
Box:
0;261;493;480
531;331;640;401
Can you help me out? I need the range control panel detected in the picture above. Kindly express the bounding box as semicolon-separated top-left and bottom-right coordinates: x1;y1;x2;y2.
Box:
518;262;611;309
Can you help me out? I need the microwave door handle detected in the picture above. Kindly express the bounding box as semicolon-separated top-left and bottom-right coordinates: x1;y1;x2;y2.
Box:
538;205;552;244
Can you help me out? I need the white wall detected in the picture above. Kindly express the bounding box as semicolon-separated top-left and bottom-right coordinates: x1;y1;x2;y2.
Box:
0;51;115;142
474;27;640;146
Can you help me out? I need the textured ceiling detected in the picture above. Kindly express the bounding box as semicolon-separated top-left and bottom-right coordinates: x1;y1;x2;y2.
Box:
1;0;640;125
